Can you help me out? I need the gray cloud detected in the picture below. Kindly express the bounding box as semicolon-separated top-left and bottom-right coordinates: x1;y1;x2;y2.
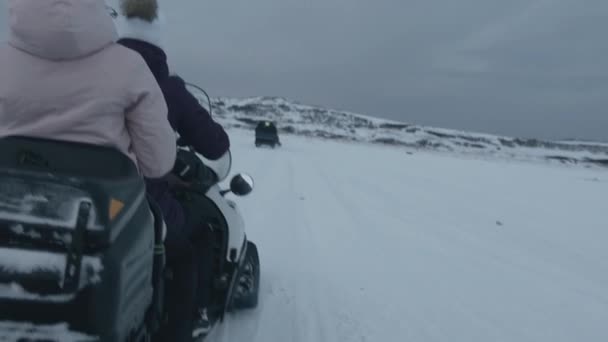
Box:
1;0;606;141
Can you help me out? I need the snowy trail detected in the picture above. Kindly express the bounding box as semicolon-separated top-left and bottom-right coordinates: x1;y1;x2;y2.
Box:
214;139;358;342
211;129;608;342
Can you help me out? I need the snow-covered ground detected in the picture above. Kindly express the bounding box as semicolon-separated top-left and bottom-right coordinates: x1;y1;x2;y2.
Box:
1;127;606;341
209;128;608;342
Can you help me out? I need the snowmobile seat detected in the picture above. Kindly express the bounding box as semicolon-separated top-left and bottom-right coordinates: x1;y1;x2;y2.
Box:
0;135;160;341
0;135;150;247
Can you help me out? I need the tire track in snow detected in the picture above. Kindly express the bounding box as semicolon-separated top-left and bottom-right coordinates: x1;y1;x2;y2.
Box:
279;155;341;342
215;148;342;342
286;158;372;342
212;137;293;342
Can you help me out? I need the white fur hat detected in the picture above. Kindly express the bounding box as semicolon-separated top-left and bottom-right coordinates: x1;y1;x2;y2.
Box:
115;0;166;49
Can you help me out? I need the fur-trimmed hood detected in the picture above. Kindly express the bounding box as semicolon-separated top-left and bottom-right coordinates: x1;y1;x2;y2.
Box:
115;0;166;50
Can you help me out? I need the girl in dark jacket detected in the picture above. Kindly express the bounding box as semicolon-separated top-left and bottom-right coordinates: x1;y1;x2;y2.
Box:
115;0;230;339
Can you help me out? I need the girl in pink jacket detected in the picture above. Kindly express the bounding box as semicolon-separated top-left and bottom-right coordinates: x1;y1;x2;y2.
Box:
0;0;176;179
0;1;198;341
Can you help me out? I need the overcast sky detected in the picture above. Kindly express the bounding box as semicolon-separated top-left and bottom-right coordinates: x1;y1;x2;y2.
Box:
1;0;607;141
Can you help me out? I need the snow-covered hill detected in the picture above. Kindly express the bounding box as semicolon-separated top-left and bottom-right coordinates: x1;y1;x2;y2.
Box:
188;90;608;168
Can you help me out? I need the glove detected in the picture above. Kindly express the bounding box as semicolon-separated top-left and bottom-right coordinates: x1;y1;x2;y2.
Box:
172;149;218;187
172;149;200;182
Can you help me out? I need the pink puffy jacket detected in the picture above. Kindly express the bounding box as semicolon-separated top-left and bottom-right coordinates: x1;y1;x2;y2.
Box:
0;0;176;178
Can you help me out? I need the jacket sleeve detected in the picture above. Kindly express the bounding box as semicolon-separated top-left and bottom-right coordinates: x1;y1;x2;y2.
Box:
125;59;177;178
166;76;230;160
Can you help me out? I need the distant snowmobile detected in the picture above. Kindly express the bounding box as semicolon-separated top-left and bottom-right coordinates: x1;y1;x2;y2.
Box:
0;135;260;341
255;121;281;148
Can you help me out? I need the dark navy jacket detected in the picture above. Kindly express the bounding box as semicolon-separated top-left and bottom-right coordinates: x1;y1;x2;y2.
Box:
118;38;230;230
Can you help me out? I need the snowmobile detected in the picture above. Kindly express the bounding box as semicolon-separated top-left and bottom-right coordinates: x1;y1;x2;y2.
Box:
255;121;281;148
0;135;260;342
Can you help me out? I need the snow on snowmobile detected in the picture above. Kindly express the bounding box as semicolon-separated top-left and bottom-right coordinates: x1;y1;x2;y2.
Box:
0;135;260;342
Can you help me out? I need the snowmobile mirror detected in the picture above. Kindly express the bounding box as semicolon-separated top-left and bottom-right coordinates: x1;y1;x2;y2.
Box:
230;173;254;196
